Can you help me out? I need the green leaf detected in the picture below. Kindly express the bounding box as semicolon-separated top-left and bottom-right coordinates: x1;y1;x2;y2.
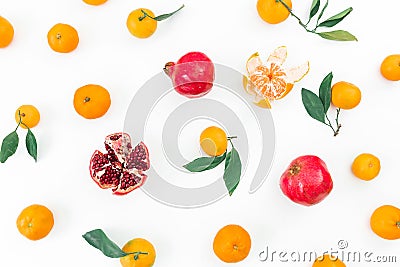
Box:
142;4;184;22
301;88;326;123
318;72;333;113
317;30;358;41
26;129;37;162
318;7;353;28
82;229;128;258
317;0;329;22
183;152;226;172
0;131;19;163
309;0;320;20
223;148;241;196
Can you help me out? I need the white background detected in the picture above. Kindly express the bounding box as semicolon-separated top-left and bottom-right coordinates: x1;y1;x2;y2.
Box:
1;0;400;266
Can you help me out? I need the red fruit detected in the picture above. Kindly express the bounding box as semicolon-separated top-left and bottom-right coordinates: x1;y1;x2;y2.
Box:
164;51;215;98
280;155;333;206
89;132;150;195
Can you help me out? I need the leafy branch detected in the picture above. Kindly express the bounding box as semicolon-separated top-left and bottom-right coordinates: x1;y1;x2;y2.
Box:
139;4;185;21
0;110;37;163
183;136;242;196
82;229;148;260
277;0;357;41
301;72;342;136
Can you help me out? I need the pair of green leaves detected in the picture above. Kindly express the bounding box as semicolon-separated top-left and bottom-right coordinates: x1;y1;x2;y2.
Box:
309;0;357;41
0;127;37;163
140;4;184;21
83;229;147;260
278;0;357;41
302;72;341;136
183;140;242;196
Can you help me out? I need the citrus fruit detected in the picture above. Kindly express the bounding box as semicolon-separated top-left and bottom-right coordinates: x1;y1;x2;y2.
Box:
370;205;400;240
351;153;380;181
312;254;346;267
15;105;40;129
126;9;157;39
16;204;54;241
120;238;156;267
0;16;14;48
200;126;228;157
83;0;108;5
245;47;309;102
73;84;111;119
213;224;251;263
380;54;400;81
47;23;79;53
331;81;361;109
257;0;292;24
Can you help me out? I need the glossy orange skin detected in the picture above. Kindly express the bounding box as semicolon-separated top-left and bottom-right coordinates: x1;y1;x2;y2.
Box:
16;204;54;241
126;9;157;39
15;105;40;129
213;224;251;263
73;84;111;119
380;54;400;81
200;126;228;157
257;0;292;24
47;23;79;53
331;81;361;109
0;16;14;48
313;254;346;267
370;205;400;240
83;0;108;6
120;238;156;267
351;153;381;181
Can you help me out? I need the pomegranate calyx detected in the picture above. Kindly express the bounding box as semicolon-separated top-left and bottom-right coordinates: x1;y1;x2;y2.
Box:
289;164;301;175
163;62;175;76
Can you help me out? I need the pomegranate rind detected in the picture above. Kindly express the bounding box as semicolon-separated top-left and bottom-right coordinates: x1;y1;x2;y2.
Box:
165;52;215;98
89;132;150;195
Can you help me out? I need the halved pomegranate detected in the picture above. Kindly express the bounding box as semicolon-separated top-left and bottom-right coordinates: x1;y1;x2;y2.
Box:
89;132;150;195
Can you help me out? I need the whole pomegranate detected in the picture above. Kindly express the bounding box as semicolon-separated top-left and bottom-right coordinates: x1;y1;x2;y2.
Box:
89;132;150;195
280;155;333;206
164;51;215;98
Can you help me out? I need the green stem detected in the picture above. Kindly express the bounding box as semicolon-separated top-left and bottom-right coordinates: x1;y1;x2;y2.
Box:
324;114;340;137
15;110;30;131
130;251;148;260
227;136;237;141
276;0;314;33
396;221;400;228
335;108;341;129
